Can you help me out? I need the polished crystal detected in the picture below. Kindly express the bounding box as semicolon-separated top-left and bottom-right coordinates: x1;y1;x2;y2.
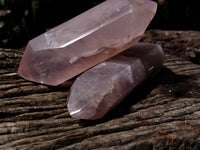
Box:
67;43;164;120
18;0;157;85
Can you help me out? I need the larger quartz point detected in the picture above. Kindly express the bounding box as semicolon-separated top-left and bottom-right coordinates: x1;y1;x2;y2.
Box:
18;0;157;86
67;43;164;120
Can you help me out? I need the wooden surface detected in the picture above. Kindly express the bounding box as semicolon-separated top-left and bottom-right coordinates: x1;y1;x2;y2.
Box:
0;30;200;150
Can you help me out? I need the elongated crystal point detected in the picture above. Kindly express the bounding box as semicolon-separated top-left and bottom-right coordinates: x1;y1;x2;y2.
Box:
67;43;164;120
18;0;157;86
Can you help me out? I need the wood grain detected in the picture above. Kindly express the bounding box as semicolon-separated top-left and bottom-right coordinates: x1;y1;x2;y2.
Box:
0;30;200;150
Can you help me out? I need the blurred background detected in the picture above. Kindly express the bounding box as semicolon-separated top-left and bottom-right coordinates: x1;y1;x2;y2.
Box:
0;0;199;48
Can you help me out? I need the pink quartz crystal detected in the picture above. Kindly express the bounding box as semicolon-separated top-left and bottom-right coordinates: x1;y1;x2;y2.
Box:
67;43;164;120
18;0;157;86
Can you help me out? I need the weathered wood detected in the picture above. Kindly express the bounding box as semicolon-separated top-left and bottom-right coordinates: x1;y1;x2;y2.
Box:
0;30;200;150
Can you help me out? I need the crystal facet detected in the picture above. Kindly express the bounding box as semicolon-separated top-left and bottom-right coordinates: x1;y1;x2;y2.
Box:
67;43;164;120
18;0;157;85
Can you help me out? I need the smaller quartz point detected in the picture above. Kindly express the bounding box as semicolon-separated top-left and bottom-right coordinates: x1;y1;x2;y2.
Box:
67;43;164;120
18;0;157;86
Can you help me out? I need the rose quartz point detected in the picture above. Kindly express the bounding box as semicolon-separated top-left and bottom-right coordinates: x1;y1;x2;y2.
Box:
67;43;164;120
18;0;157;86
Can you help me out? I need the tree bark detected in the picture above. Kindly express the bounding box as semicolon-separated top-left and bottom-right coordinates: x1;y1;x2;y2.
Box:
0;30;200;150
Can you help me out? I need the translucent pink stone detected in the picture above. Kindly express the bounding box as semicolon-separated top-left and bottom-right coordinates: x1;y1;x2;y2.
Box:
67;43;164;120
18;0;157;86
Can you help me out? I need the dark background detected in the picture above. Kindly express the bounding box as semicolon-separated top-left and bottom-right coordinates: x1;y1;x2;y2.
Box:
0;0;199;48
